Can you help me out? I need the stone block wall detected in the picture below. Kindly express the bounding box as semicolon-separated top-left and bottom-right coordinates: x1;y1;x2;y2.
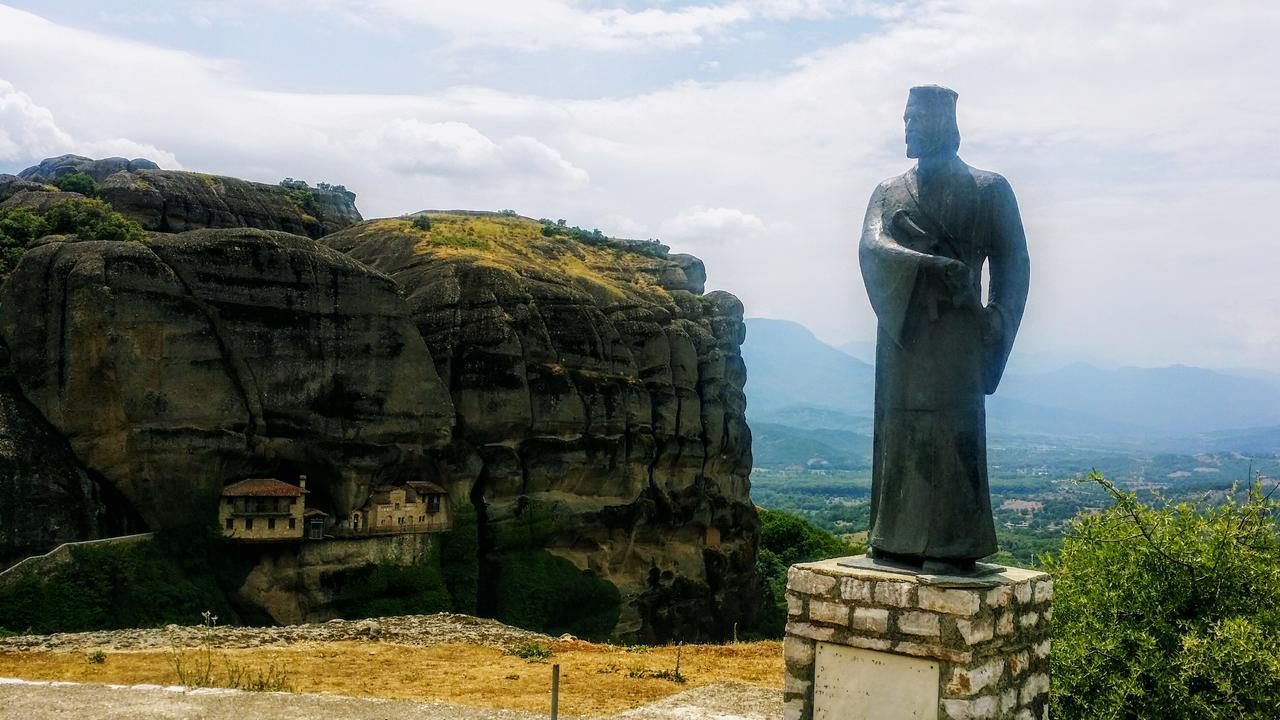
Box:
784;558;1052;720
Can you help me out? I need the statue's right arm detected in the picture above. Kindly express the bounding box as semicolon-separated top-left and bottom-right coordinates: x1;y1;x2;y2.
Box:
859;182;948;344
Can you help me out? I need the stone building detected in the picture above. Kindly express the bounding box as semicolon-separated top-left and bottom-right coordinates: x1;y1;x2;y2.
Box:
346;481;450;534
219;477;307;541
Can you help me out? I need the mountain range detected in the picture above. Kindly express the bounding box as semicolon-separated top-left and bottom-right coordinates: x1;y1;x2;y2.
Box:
743;318;1280;467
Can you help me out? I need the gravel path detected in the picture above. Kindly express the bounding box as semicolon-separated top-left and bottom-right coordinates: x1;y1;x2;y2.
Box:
0;677;783;719
0;613;551;652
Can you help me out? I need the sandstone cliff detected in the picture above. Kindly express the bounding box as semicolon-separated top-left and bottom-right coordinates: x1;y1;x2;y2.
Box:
321;213;758;641
14;156;363;240
0;230;454;529
98;171;362;238
0;163;759;640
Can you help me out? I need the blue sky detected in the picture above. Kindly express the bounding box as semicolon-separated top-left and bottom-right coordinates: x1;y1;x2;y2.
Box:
2;1;1279;372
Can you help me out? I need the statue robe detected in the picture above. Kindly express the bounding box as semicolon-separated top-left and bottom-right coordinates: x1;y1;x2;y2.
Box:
858;156;1030;560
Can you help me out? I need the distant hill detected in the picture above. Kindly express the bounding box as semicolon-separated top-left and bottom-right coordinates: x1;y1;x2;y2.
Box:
998;363;1280;437
750;422;871;470
742;318;874;415
744;318;1280;441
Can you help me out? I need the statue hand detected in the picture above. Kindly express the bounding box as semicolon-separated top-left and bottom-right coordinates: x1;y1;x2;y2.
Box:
935;258;971;298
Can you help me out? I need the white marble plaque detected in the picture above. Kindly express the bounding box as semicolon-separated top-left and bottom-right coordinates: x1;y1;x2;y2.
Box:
814;643;939;720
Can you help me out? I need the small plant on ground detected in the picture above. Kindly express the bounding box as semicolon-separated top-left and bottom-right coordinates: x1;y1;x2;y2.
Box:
505;640;552;662
625;644;685;683
169;610;291;692
85;650;106;664
411;215;432;231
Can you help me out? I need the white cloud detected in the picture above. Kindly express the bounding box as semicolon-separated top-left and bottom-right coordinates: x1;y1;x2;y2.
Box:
0;80;73;163
660;206;766;243
2;1;1280;370
0;78;181;169
361;119;588;187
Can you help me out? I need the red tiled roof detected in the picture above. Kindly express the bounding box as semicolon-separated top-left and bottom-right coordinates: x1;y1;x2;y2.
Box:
221;478;307;497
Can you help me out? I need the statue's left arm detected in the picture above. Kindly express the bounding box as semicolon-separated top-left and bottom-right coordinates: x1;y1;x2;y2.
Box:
983;176;1030;394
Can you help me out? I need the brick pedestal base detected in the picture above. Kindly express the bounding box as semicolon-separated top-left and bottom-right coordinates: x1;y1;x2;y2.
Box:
783;557;1052;720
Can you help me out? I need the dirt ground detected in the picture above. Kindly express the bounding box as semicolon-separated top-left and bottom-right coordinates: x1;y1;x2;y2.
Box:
0;639;784;717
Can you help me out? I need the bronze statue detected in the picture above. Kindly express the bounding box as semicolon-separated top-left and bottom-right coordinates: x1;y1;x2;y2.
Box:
858;85;1030;572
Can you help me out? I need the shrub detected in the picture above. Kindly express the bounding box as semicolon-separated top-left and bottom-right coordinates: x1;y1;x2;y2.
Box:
0;528;253;634
751;508;861;638
1047;472;1280;719
410;215;432;231
505;640;552;662
331;544;452;619
494;548;620;640
52;172;98;197
440;505;480;614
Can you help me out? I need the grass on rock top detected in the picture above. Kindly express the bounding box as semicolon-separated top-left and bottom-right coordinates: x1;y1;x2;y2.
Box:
340;213;675;303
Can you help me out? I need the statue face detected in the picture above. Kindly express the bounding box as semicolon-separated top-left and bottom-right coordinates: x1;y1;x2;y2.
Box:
904;99;952;159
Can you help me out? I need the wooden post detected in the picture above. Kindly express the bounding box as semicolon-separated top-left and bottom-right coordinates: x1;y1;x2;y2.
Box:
550;663;560;719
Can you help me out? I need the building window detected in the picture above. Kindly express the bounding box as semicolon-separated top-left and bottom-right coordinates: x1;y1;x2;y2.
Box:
288;517;296;529
245;518;254;530
394;502;400;510
309;520;324;540
427;495;441;513
225;518;233;530
267;518;276;530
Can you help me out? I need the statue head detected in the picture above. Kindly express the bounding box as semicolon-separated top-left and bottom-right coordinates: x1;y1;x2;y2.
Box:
904;85;960;160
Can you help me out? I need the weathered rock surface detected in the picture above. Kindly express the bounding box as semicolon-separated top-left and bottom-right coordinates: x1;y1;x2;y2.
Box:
0;174;50;203
322;213;758;642
0;377;105;568
18;154;160;183
98;170;362;239
238;534;439;625
0;229;453;528
0;189;86;213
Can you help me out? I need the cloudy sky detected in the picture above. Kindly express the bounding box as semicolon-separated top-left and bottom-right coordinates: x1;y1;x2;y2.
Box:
2;1;1278;371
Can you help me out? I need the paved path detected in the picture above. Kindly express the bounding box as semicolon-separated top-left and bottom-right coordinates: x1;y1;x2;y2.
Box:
0;677;782;720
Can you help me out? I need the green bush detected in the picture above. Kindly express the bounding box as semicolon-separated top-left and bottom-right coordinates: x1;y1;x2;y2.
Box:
331;544;452;619
0;198;146;284
0;528;251;633
410;215;431;231
751;508;861;638
52;172;98;197
1048;472;1280;719
494;548;620;640
505;640;552;662
440;505;479;614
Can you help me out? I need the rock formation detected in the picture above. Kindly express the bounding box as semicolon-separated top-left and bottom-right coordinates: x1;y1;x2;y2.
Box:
321;213;758;641
98;171;362;239
0;158;759;640
0;230;453;528
18;154;160;183
0;376;105;568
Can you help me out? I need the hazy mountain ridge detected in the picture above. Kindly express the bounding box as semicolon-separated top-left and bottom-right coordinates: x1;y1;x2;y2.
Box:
744;318;1280;456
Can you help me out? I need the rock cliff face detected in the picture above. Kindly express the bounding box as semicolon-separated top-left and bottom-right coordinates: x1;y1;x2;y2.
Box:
0;230;453;528
321;213;758;641
97;171;362;239
0;378;105;567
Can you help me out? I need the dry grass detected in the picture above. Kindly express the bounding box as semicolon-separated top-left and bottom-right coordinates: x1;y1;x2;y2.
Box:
0;639;782;717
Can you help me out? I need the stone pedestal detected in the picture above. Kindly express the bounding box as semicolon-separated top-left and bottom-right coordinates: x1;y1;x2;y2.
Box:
783;557;1052;720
